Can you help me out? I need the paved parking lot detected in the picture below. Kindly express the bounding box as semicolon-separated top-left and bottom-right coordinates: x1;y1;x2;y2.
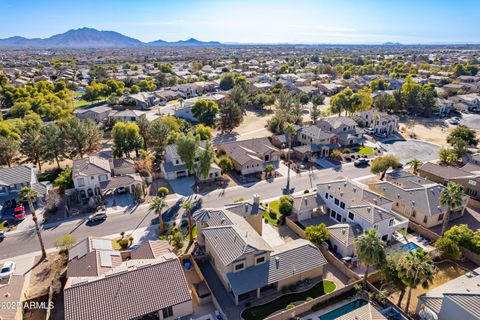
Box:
380;139;442;163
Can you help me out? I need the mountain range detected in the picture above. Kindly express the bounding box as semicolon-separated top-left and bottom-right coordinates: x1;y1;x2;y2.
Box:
0;27;222;48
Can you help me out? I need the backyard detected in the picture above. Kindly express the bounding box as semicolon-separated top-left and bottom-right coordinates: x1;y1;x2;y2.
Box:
241;280;336;320
390;261;468;314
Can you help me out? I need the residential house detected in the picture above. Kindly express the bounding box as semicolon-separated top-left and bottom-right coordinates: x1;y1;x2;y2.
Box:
249;82;273;93
127;92;158;110
317;117;363;146
72;155;142;197
0;165;51;203
0;274;25;320
109;109;145;122
418;162;480;199
193;199;327;305
370;170;468;228
358;110;399;135
316;178;409;244
450;93;480;112
293;126;339;161
291;193;324;221
438;98;453;115
417;267;480;320
161;142;221;181
64;238;192;320
217;137;281;175
318;83;345;96
73;105;113;123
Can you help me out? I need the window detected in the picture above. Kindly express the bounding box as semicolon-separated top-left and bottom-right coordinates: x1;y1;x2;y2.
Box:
99;174;108;182
334;198;339;206
330;210;336;219
423;216;428;224
175;159;179;164
325;192;329;199
77;178;85;187
255;256;265;265
348;212;354;221
336;214;342;222
340;202;345;209
389;219;394;227
412;210;416;218
373;224;378;230
438;213;444;221
234;262;245;271
162;306;173;318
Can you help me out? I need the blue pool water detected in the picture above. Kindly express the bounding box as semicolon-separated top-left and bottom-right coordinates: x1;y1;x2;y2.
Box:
401;242;422;252
319;299;368;320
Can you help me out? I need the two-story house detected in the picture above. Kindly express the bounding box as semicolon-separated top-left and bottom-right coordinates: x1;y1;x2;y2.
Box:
316;117;363;146
0;165;51;204
193;199;327;305
293;126;339;161
161;142;221;181
72;155;143;197
216;137;281;175
316;178;409;249
358;110;399;135
370;170;468;229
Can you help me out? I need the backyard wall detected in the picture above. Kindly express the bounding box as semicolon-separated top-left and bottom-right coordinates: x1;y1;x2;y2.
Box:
264;281;361;320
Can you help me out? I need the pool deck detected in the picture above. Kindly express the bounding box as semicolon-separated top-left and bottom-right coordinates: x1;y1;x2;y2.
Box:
299;297;364;320
388;232;436;254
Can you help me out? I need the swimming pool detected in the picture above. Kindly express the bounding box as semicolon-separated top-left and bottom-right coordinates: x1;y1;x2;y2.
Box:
401;242;422;252
318;299;368;320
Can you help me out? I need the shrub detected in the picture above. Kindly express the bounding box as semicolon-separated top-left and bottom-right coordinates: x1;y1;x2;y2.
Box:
55;234;76;251
233;197;245;203
181;220;188;228
286;304;295;310
172;232;184;249
343;148;351;154
118;239;130;249
305;224;330;246
304;189;309;194
278;215;286;225
157;187;169;197
435;237;462;260
269;210;278;219
306;297;313;301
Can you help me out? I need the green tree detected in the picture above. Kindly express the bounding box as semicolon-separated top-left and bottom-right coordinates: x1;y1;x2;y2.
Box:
439;182;464;235
112;121;143;157
19;187;47;259
157;187;169;197
55;234;76;252
21;127;45;172
354;228;386;287
60;118;102;159
330;88;359;116
54;166;74;192
370;155;400;180
305;224;330;246
176;133;199;174
219;73;235;90
0;136;19;167
229;85;249;110
150;196;168;235
310;102;321;123
381;252;407;307
195;124;213;140
406;159;422;174
435;237;462;260
40;123;66;169
397;250;435;312
192;99;219;126
197;141;214;180
447;125;478;147
218;156;234;173
182;201;194;252
217;100;244;134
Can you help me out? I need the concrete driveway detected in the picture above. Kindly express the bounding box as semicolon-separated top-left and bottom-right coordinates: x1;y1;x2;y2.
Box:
380;139;441;163
168;176;195;196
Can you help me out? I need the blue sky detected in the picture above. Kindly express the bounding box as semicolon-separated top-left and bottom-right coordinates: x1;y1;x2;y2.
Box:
1;0;480;44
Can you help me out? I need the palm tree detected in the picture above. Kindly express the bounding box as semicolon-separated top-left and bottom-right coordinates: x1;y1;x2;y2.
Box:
150;196;168;235
182;201;194;252
284;123;297;193
440;182;464;235
381;252;407;307
354;228;386;288
397;250;435;313
19;187;47;259
406;159;422;174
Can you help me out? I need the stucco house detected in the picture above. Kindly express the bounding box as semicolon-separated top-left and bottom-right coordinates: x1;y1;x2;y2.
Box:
316;117;363;146
358;110;399;135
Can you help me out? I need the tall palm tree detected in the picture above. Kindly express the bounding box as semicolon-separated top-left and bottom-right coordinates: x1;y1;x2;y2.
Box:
150;196;168;235
440;182;464;235
284;123;297;193
19;187;47;259
406;159;422;174
397;250;435;313
182;201;194;252
354;228;386;288
381;252;407;307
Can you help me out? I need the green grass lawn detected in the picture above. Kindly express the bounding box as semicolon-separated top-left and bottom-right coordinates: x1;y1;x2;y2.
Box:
74;99;90;108
186;224;197;241
356;146;374;156
0;221;6;230
242;280;336;320
262;211;279;225
269;200;280;215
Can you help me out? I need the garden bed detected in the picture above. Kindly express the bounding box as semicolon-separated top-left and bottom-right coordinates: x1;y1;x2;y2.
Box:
241;280;336;320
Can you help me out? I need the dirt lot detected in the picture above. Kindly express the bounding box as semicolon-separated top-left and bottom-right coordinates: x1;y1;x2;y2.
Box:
26;253;67;299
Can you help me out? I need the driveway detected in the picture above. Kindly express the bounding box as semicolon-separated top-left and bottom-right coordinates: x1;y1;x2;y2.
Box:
168;176;195;196
379;139;441;163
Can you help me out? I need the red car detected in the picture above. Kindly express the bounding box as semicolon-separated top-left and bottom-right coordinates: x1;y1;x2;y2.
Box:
14;205;26;221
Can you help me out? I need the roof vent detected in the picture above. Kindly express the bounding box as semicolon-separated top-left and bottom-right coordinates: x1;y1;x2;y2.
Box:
221;217;225;224
340;192;344;197
245;203;249;212
275;256;280;262
353;187;356;192
412;200;415;206
342;229;346;235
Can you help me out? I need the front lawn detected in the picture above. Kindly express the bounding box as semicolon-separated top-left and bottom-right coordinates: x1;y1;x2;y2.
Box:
356;146;375;156
269;200;280;215
242;280;336;320
262;211;279;225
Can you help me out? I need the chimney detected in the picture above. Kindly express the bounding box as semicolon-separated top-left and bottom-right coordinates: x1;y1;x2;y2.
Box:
253;194;260;205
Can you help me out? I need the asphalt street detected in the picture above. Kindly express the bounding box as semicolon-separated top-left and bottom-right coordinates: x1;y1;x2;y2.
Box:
0;140;440;260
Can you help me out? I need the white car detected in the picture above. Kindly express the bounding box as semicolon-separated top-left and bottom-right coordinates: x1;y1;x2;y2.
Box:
0;261;16;279
0;230;5;239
